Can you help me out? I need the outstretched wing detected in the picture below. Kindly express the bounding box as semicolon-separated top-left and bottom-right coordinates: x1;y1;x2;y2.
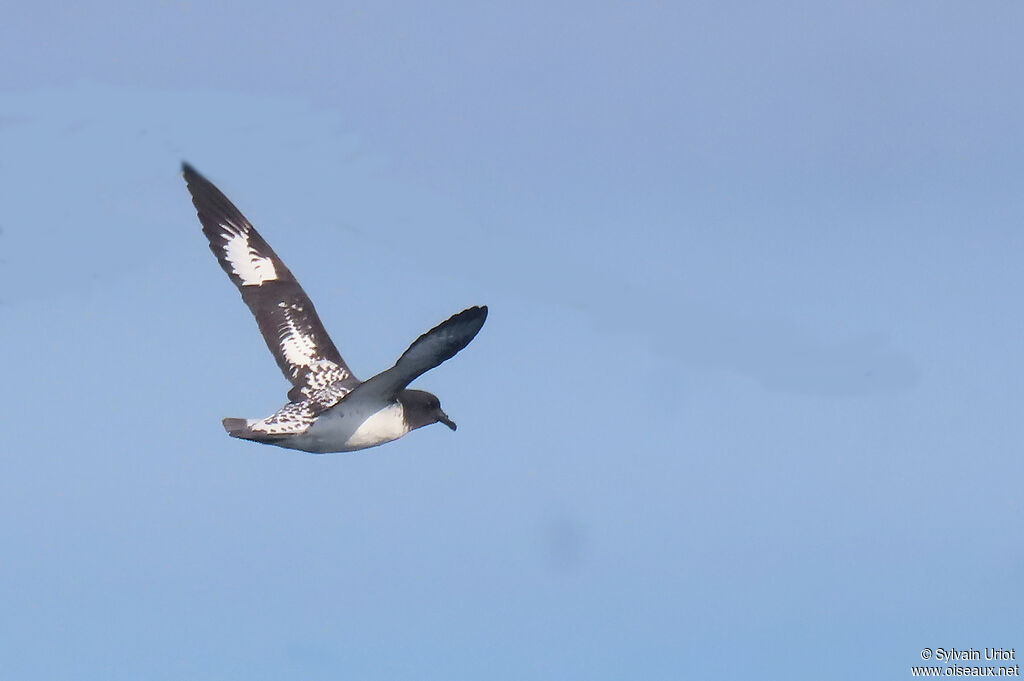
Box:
223;381;354;442
344;306;487;402
182;163;359;401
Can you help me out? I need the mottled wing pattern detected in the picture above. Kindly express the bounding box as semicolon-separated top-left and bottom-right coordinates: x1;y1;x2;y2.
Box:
182;163;359;401
232;381;354;437
246;400;317;435
345;306;488;402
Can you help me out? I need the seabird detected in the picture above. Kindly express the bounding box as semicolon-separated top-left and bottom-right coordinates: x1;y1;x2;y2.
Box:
182;163;487;453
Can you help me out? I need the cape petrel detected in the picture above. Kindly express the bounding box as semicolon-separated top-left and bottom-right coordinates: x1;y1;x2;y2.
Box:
182;163;487;453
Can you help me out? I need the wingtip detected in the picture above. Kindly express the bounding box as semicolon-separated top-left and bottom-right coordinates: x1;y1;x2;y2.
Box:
453;305;488;331
458;305;488;339
467;305;487;328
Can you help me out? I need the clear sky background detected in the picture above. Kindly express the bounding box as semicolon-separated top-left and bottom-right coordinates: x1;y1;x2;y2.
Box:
1;2;1022;679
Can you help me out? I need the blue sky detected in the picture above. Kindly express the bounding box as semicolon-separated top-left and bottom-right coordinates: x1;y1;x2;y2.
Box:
1;2;1022;679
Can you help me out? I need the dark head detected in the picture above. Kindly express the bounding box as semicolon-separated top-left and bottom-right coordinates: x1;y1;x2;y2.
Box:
399;389;456;431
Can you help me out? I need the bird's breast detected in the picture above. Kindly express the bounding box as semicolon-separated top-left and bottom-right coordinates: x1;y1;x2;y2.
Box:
308;400;409;451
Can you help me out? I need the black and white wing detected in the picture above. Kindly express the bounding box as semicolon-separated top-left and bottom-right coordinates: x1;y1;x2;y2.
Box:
223;401;316;440
182;163;359;401
345;306;487;402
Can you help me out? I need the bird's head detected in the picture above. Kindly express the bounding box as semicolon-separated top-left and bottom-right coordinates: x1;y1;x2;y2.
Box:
400;389;457;431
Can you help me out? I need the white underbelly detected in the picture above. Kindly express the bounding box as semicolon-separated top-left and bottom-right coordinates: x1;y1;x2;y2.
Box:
300;400;409;452
343;402;409;449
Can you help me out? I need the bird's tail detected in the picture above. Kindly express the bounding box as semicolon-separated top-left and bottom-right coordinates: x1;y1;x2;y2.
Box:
222;417;251;437
221;417;292;444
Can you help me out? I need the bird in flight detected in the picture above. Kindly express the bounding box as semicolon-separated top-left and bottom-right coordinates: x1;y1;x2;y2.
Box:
182;163;487;453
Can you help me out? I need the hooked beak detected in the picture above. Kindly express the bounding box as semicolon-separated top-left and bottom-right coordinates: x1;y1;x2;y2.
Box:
438;412;457;431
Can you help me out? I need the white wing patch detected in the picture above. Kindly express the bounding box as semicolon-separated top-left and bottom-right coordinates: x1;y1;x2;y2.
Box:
272;303;355;400
247;401;315;435
184;164;361;414
221;220;278;286
302;359;352;393
277;302;318;373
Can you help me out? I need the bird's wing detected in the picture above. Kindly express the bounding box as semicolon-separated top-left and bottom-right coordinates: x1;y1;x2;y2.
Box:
342;306;487;403
182;163;359;401
229;400;317;437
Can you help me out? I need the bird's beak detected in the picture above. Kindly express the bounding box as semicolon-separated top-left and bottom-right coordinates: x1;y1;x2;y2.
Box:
438;412;457;431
